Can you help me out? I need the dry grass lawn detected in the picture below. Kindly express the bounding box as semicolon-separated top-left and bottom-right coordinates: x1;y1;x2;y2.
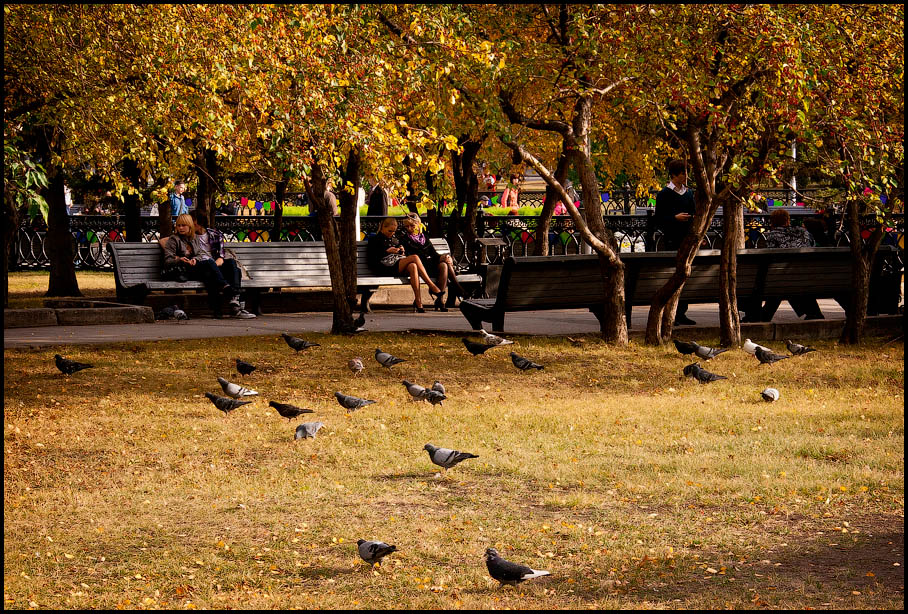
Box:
6;271;117;309
3;331;904;609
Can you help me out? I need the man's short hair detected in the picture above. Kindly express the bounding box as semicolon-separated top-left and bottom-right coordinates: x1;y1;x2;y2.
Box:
668;159;686;178
770;208;790;228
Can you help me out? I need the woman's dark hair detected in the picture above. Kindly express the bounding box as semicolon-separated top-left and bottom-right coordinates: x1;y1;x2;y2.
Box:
769;208;790;228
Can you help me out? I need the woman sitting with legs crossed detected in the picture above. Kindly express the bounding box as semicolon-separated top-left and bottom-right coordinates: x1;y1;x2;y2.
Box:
398;213;465;311
367;217;443;313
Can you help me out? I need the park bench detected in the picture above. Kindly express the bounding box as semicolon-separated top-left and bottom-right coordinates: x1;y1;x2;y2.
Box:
108;239;482;314
458;246;901;332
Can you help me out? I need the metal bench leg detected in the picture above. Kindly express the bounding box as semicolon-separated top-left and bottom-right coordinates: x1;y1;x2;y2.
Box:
492;315;505;333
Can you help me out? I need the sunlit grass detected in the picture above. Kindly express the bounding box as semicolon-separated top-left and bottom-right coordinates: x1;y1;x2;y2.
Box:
3;333;903;609
6;271;116;308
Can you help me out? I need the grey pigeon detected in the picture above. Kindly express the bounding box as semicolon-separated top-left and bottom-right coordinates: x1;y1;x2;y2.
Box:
463;338;494;356
235;358;256;376
55;354;94;375
217;376;258;399
682;362;727;384
173;307;188;321
269;401;315;421
204;392;252;415
674;339;727;360
431;380;445;395
357;539;397;566
402;380;429;402
423;443;478;475
510;351;544;371
348;357;364;376
754;346;790;366
375;348;405;369
485;547;551;586
480;329;514;346
425;390;447;406
761;388;780;402
282;333;320;352
295;421;325;439
334;391;377;412
785;339;817;356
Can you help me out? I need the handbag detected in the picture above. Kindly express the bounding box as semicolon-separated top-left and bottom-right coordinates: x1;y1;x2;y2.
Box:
380;253;404;267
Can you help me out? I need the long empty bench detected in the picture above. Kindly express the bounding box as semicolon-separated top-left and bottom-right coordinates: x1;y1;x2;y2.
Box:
459;246;901;332
108;239;482;314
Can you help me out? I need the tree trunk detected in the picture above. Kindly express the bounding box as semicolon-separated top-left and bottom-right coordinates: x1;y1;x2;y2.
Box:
840;200;883;344
403;155;419;214
271;179;286;242
718;197;742;346
44;170;81;297
645;232;703;345
194;146;218;228
338;149;361;306
452;136;483;266
157;196;172;238
306;161;354;333
535;149;570;256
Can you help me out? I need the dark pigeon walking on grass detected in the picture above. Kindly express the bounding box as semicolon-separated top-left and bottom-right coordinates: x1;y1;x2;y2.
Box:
55;354;94;376
282;333;320;352
236;358;257;376
754;346;790;366
205;392;252;416
423;443;478;476
673;339;728;361
785;339;818;356
295;421;325;439
485;547;551;587
510;351;544;371
425;390;447;406
217;376;258;399
269;401;315;421
463;338;495;356
375;348;406;369
357;539;397;567
335;391;377;412
682;362;728;384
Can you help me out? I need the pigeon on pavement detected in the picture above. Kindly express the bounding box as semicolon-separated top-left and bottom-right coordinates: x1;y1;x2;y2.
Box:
761;388;780;402
742;338;771;355
462;338;495;356
754;346;790;366
431;380;445;395
485;548;551;586
375;348;406;369
682;362;728;384
173;307;189;321
269;401;315;421
348;357;364;376
335;391;377;412
236;358;256;376
357;540;397;566
217;376;258;399
423;443;478;475
205;392;252;415
510;352;544;371
295;421;325;439
155;305;175;320
785;339;818;356
55;354;94;375
673;339;728;360
480;329;514;346
425;390;447;406
402;380;429;402
282;333;320;352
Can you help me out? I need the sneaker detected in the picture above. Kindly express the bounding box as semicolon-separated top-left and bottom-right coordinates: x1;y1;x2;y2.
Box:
233;309;256;319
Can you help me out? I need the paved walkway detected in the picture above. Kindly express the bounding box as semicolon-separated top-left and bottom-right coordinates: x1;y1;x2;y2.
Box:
4;299;858;349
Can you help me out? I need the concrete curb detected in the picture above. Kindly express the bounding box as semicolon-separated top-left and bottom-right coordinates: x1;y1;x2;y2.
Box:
4;302;154;329
4;308;58;328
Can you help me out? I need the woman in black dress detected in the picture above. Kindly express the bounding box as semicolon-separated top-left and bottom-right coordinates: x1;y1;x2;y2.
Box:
367;217;443;313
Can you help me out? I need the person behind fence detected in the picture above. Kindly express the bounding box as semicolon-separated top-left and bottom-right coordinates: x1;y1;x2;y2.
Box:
169;181;189;216
655;159;696;326
398;212;466;311
742;208;824;322
367;217;444;313
161;213;252;319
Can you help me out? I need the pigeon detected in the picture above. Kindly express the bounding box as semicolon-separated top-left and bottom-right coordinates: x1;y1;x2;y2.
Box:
402;380;429;402
375;348;406;369
54;354;94;375
462;338;495;356
485;547;551;586
742;338;771;355
761;388;780;402
357;540;397;566
235;358;257;376
754;346;790;366
423;443;478;475
295;421;325;439
269;401;315;421
334;391;377;412
480;329;514;346
217;376;258;399
673;339;728;361
510;351;544;371
155;305;175;320
204;392;253;415
431;380;445;395
786;339;818;356
173;307;189;321
425;390;447;406
682;362;728;384
348;357;364;376
282;333;320;352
